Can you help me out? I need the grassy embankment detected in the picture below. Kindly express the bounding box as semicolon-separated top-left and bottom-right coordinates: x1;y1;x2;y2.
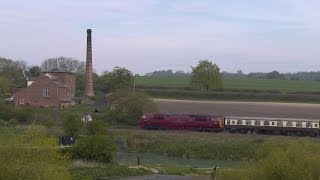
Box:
136;76;320;103
111;128;320;179
112;129;271;161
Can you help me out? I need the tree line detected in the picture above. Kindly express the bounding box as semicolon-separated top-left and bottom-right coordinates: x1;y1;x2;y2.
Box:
0;56;225;94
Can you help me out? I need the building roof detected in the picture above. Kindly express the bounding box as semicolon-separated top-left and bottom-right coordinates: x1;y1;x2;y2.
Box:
27;77;39;81
42;67;74;74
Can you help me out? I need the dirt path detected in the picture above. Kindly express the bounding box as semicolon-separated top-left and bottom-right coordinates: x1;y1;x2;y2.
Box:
154;99;320;119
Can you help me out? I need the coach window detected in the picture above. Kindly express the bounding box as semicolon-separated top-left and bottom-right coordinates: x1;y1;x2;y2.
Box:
246;121;251;125
271;122;275;126
315;124;319;128
226;120;230;125
307;122;311;128
296;122;302;127
287;122;292;127
255;121;259;126
232;121;235;125
264;121;269;126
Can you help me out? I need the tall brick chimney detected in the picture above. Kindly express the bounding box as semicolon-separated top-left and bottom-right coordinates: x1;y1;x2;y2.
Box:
85;29;94;97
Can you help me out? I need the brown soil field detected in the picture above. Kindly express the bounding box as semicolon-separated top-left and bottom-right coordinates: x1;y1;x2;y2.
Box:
154;99;320;119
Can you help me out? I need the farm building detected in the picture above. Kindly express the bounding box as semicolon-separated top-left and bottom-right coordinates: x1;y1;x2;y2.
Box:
13;68;76;108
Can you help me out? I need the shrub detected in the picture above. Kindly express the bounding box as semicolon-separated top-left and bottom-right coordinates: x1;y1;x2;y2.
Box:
0;102;14;121
62;113;84;137
0;125;71;179
15;107;34;123
113;92;158;125
86;120;108;135
70;135;116;163
218;139;320;180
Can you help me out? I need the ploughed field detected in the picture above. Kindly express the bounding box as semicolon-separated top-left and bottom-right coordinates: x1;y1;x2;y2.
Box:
154;99;320;119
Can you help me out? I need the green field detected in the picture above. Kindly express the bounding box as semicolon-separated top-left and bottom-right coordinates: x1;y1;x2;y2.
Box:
136;76;320;92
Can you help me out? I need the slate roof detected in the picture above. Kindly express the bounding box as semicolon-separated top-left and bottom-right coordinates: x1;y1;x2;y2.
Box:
42;67;74;74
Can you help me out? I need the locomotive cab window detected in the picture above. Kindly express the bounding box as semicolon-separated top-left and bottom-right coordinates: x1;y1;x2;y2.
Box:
154;115;164;120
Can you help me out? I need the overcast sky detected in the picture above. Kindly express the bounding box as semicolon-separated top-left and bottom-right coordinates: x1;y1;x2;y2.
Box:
1;0;320;74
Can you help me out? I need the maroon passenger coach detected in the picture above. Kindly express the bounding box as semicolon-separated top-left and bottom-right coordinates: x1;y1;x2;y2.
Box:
140;113;224;132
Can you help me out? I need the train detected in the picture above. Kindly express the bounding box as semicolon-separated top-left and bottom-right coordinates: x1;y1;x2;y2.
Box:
139;113;320;137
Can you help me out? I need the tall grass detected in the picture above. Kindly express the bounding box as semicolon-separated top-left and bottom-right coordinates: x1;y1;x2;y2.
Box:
111;129;267;161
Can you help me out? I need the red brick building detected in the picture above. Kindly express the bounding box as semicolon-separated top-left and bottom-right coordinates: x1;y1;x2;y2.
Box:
14;68;76;108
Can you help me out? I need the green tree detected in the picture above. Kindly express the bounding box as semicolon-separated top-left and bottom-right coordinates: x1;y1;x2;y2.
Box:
0;76;11;94
28;65;41;77
71;135;116;163
0;57;26;87
113;93;158;125
190;60;223;91
0;125;71;179
62;113;83;137
101;67;134;91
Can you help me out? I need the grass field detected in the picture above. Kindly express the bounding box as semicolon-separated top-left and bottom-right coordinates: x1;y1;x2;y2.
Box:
136;76;320;92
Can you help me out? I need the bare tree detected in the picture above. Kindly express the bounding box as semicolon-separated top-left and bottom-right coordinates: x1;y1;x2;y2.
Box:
41;57;85;73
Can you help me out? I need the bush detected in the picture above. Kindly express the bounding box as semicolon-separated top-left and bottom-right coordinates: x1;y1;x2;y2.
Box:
15;107;34;123
86;120;108;135
112;92;158;125
218;139;320;180
62;113;84;137
0;102;14;120
0;103;34;123
70;135;116;163
0;125;71;179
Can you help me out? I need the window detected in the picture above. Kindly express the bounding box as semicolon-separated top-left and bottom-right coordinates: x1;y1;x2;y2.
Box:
315;124;318;128
246;121;251;125
154;115;164;120
19;98;24;105
287;121;292;127
307;122;312;128
264;121;270;126
255;121;260;126
43;88;50;97
271;122;275;126
226;120;230;125
296;122;302;127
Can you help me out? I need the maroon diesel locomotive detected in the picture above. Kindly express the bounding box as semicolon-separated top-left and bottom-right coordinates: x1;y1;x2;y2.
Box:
140;113;320;137
140;113;224;132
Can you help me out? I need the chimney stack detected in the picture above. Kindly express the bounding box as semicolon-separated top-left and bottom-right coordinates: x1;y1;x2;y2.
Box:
85;29;94;97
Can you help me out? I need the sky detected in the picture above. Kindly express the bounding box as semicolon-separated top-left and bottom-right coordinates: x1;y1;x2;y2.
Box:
1;0;320;74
